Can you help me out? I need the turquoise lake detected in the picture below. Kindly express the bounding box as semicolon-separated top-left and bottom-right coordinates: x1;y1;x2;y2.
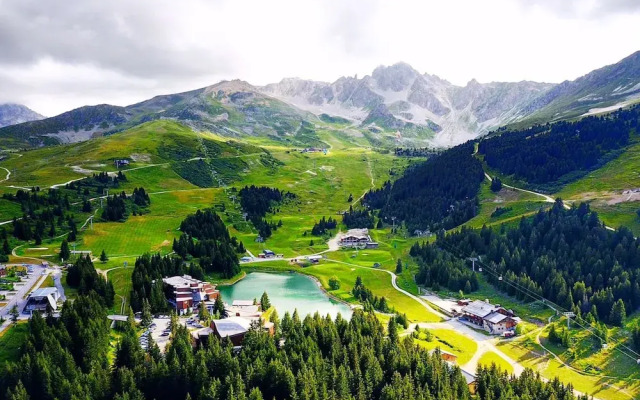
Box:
218;272;352;319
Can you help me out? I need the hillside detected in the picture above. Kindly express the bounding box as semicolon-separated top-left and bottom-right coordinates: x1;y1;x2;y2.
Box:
0;120;271;189
0;82;326;149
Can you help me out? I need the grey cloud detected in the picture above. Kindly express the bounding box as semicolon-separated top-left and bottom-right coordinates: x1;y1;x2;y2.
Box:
0;0;235;79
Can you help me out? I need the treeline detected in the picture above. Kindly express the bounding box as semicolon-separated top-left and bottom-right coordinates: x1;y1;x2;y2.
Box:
173;209;243;278
352;276;391;313
480;104;640;187
0;228;9;262
364;142;484;233
311;216;337;236
410;243;480;294
66;255;115;308
238;185;295;218
0;297;588;400
101;188;150;222
342;205;374;229
238;185;295;239
394;147;438;157
66;171;127;195
438;200;640;325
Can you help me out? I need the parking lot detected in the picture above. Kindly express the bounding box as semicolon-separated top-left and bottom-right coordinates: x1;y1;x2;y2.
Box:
0;264;48;320
139;316;207;352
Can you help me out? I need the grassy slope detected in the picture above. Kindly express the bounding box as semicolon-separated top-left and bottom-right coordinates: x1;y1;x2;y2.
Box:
477;351;514;374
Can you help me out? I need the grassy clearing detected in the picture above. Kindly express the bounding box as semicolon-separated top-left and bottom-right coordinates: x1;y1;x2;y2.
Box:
414;328;478;365
79;188;221;257
107;267;134;314
0;322;29;364
304;261;441;322
477;351;514;374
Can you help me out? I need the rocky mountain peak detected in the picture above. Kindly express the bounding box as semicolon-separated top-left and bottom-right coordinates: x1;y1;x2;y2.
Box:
372;62;420;91
0;103;44;128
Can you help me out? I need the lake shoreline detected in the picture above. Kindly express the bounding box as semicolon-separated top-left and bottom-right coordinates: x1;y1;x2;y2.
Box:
219;269;355;317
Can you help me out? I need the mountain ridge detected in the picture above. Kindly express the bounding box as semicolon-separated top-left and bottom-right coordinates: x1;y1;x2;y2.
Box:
2;50;640;148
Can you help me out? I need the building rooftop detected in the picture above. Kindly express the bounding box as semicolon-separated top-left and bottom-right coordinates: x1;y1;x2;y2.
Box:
212;317;252;337
30;287;58;298
232;300;255;307
462;300;498;318
484;312;508;324
460;369;477;385
341;228;370;239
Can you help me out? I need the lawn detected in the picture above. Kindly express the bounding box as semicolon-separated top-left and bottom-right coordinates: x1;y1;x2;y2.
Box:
0;322;29;364
477;351;514;374
304;261;441;322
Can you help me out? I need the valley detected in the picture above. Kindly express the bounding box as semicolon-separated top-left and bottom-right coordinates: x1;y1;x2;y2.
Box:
1;49;640;400
1;100;640;399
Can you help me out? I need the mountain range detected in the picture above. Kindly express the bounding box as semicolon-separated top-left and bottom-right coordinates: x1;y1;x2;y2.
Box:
2;50;640;149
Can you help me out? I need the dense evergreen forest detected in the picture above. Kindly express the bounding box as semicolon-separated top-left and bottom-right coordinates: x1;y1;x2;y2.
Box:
130;253;183;312
410;243;480;294
429;200;640;325
342;206;375;229
173;209;242;278
480;104;640;189
0;297;588;400
66;255;115;308
364;142;484;233
311;216;338;236
238;185;295;238
3;188;75;242
101;188;150;222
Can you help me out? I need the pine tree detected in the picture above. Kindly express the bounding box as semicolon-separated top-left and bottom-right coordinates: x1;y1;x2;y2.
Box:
100;249;108;263
10;305;19;323
609;299;626;326
198;301;210;323
60;239;71;261
395;259;403;274
214;295;226;318
141;299;152;327
260;291;271;311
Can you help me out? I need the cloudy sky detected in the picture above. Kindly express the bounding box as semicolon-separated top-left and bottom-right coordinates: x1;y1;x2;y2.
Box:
1;0;639;117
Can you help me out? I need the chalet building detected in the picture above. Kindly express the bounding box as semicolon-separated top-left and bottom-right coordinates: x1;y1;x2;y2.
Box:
114;159;130;168
338;229;379;249
460;300;520;334
429;349;458;364
461;369;477;395
162;275;219;315
24;287;60;314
